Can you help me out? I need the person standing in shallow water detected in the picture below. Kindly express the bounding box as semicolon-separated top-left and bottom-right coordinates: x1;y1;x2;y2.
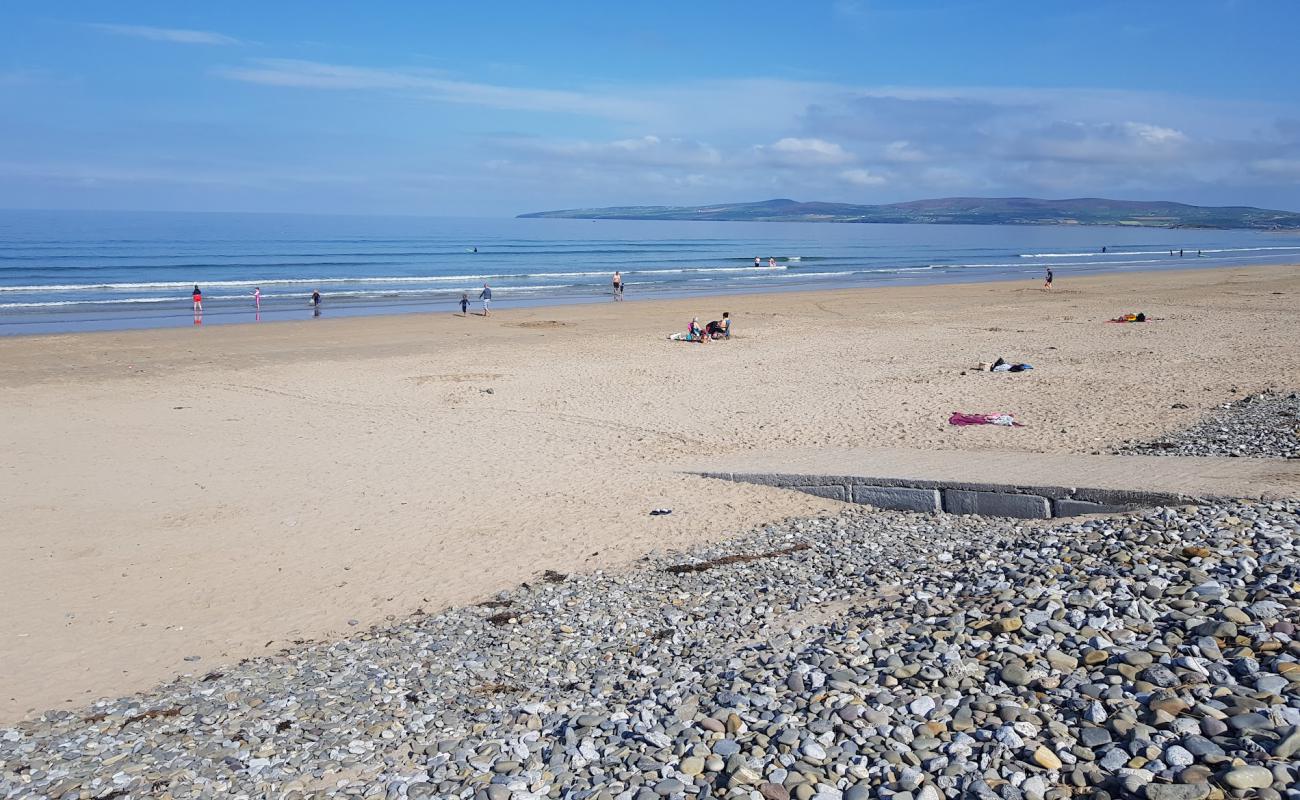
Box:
192;285;202;313
612;271;623;301
311;289;321;317
459;292;469;315
253;287;261;311
479;283;492;316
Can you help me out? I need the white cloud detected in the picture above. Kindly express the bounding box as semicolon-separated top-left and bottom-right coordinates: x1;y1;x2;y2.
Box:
1124;122;1186;145
215;59;656;121
91;23;239;45
758;137;854;166
883;140;927;163
840;168;886;186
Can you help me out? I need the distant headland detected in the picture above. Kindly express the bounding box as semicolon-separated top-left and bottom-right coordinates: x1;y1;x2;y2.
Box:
519;197;1300;230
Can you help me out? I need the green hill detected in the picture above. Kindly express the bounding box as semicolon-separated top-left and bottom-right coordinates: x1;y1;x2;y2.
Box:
518;197;1300;229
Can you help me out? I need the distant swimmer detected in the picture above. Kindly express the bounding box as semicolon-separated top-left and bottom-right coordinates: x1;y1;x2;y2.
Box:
1198;249;1203;257
1043;268;1054;292
192;285;203;313
768;257;777;268
473;247;478;253
754;257;761;267
1179;249;1184;257
1101;246;1107;253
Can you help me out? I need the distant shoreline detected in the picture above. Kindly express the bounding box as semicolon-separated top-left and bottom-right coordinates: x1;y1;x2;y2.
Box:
520;196;1300;230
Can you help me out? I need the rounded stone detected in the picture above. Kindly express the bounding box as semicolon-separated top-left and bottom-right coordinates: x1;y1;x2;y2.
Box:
1223;766;1273;790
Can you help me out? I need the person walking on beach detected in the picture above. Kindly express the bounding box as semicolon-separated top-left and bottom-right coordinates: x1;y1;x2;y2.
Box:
311;289;321;317
192;285;203;313
1043;268;1053;291
479;283;492;316
459;292;469;315
253;287;261;311
612;271;623;301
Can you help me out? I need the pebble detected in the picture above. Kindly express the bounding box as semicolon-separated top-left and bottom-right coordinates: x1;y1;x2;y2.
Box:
1145;785;1210;800
1032;745;1062;770
1224;765;1274;789
1;499;1297;800
1117;390;1300;458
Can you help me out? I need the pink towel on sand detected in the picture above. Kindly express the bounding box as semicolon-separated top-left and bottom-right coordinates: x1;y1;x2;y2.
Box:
949;412;1024;427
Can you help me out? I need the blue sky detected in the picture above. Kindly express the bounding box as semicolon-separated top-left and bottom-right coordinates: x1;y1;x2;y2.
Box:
2;1;1298;215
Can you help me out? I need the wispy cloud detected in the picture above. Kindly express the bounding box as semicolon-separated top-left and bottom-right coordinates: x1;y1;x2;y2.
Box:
214;58;656;121
499;135;723;169
757;137;855;167
91;23;240;46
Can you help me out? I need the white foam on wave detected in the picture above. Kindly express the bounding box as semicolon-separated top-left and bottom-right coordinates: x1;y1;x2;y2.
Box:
1021;245;1300;258
0;264;788;294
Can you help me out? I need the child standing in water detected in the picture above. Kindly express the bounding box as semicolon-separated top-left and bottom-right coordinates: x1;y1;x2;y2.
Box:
459;292;469;315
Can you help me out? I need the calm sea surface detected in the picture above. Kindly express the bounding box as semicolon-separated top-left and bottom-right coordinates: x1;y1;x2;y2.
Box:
1;209;1297;335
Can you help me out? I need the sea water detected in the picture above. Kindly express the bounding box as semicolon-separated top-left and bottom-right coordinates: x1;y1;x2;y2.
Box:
1;209;1297;335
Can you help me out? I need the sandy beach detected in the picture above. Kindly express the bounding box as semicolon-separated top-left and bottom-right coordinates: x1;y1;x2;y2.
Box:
2;264;1299;724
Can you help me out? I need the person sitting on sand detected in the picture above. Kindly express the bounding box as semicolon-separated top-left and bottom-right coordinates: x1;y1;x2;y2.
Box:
705;312;731;339
667;317;705;342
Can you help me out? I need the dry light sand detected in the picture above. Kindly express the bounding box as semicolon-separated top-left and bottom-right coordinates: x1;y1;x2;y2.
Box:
2;265;1299;724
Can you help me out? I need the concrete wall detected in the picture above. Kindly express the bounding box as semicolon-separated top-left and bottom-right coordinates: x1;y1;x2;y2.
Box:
697;471;1197;519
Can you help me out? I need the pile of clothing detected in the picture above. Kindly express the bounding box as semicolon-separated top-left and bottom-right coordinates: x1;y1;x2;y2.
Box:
975;357;1033;373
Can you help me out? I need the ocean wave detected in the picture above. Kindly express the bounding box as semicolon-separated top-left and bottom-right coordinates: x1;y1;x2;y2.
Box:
0;265;790;293
1021;245;1300;258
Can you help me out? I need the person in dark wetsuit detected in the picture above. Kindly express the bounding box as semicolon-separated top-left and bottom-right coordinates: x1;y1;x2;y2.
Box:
311;289;321;317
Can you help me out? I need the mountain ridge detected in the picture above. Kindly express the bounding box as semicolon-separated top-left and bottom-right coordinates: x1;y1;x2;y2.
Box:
518;197;1300;229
